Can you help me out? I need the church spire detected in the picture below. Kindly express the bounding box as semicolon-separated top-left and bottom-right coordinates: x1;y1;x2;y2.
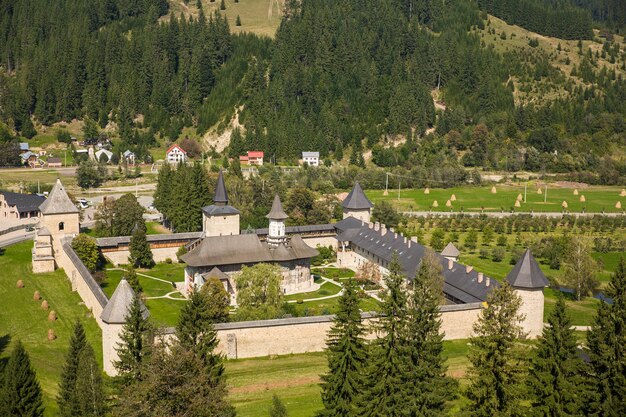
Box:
266;194;288;246
266;194;289;220
214;169;228;206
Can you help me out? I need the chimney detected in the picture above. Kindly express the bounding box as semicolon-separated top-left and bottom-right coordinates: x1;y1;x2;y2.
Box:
390;227;395;233
394;233;398;239
486;277;491;287
381;225;387;236
404;236;408;244
411;236;417;243
368;222;374;229
374;222;380;231
408;240;411;248
478;272;483;283
466;265;473;274
448;258;453;270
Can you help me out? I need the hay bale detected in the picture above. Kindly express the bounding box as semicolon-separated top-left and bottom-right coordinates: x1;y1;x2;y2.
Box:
617;201;622;209
33;291;41;301
491;186;497;194
450;194;457;201
516;193;523;201
16;280;24;288
48;311;57;321
424;187;430;194
446;200;452;207
41;300;49;310
47;329;56;341
537;188;543;194
383;189;388;196
620;189;626;197
432;200;439;208
573;189;579;195
580;195;586;202
562;201;568;209
514;200;521;208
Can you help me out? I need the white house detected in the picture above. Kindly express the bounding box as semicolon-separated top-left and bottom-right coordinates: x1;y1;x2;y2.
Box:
123;150;136;165
166;144;187;164
302;151;319;167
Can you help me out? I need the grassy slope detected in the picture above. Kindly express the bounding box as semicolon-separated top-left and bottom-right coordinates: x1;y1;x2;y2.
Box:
0;242;102;417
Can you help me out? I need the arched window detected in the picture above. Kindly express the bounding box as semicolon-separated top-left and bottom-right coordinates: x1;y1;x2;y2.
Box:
58;222;64;231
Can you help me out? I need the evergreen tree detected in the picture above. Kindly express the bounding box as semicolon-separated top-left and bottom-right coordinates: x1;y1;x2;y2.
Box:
404;249;457;415
129;224;154;268
586;258;626;415
57;321;88;417
464;281;526;416
115;294;151;384
124;266;142;295
270;394;288;417
527;295;585;416
357;253;409;417
1;341;43;417
75;344;105;417
200;277;231;323
318;278;367;417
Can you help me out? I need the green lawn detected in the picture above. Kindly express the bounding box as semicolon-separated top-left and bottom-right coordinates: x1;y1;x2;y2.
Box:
284;279;342;302
593;252;625;283
367;185;626;213
0;241;102;417
311;267;355;279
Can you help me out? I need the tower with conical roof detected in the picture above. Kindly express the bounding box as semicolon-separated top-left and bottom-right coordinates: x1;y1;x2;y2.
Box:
266;194;288;247
201;169;240;237
39;179;80;240
506;249;549;338
342;182;374;223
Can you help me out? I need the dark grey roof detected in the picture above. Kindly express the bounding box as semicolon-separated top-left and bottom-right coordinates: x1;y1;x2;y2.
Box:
47;157;62;164
266;194;288;220
441;242;460;257
202;204;241;216
342;182;373;210
37;226;51;236
202;267;230;281
506;249;549;289
334;217;497;303
39;179;79;214
100;279;149;324
0;190;45;213
61;239;108;309
214;169;228;204
96;232;203;248
181;233;318;267
253;223;335;236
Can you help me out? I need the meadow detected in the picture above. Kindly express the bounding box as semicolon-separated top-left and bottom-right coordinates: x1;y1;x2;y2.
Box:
366;184;626;213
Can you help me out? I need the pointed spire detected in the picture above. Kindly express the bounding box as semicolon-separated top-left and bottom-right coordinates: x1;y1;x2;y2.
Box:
342;181;374;210
100;279;149;324
441;242;460;258
506;249;549;289
266;194;288;220
39;179;79;214
213;169;228;205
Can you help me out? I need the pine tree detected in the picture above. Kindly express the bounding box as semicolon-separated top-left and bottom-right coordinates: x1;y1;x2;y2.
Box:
57;321;88;417
318;278;367;417
586;258;626;415
464;281;526;416
75;344;105;417
236;15;242;26
527;295;585;416
1;341;43;417
115;294;151;384
124;266;143;295
357;253;409;417
129;224;154;268
269;395;288;417
404;249;457;415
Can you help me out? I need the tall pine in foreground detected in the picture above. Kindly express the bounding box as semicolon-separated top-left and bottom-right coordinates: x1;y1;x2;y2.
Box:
75;344;105;417
464;281;526;417
115;294;151;384
404;249;457;415
586;258;626;416
358;253;409;417
129;223;154;268
57;321;88;417
0;341;43;417
527;295;585;416
318;278;367;417
269;394;289;417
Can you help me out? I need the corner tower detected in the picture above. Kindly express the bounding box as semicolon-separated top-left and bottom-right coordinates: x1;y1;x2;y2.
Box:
506;249;549;338
39;179;80;244
202;169;240;236
266;194;288;247
342;182;373;223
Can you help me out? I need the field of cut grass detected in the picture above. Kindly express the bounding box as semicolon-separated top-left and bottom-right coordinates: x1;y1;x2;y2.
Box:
0;241;102;417
367;184;626;213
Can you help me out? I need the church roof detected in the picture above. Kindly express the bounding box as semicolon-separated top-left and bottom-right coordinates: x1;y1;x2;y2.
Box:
202;267;230;281
342;182;373;210
266;194;289;220
100;279;149;324
0;190;45;213
441;242;460;257
214;169;228;204
39;179;79;215
506;249;549;289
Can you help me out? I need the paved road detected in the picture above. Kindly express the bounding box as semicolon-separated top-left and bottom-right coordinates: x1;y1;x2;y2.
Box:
0;231;35;248
403;211;624;218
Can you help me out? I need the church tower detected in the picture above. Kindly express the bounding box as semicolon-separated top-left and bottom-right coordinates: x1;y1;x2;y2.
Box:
342;182;373;223
506;249;549;338
202;169;240;236
266;194;288;247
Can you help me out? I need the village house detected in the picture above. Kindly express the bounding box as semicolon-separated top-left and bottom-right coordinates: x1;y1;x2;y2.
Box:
240;151;264;166
20;151;40;167
0;190;45;220
302;151;320;166
122;150;136;164
47;157;62;168
166;144;187;164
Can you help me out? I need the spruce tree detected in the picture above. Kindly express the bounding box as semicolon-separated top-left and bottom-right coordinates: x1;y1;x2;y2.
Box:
358;253;409;417
404;250;457;415
318;278;367;417
586;258;626;415
75;344;105;417
464;281;526;416
269;394;288;417
57;321;88;417
129;224;154;268
527;295;585;416
124;266;143;295
115;294;151;384
1;341;43;417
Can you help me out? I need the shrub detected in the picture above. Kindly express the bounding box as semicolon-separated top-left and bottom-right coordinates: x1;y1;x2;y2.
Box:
492;247;505;262
479;247;490;259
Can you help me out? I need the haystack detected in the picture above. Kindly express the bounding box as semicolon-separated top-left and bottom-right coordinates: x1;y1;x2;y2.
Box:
33;291;41;301
617;201;622;209
491;186;497;194
514;200;521;208
48;311;57;321
432;200;439;208
41;300;49;310
579;195;586;202
424;188;430;194
516;193;523;201
573;189;579;195
450;194;457;201
620;189;626;197
16;280;24;288
446;200;452;207
537;188;543;194
562;201;568;209
47;329;56;341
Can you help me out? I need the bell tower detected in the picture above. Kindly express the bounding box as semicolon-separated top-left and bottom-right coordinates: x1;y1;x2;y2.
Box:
202;169;240;236
266;194;288;247
342;182;373;223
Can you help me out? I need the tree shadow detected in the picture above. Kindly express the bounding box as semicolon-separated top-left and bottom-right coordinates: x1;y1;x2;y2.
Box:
0;333;11;372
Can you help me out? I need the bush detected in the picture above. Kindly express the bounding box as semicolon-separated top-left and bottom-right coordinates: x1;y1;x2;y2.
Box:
479;247;490;259
492;247;505;262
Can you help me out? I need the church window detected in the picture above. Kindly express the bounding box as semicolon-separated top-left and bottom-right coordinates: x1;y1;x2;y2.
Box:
59;222;64;231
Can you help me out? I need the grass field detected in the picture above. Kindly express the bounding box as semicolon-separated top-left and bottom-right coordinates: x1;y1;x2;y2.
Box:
0;242;102;417
367;184;626;213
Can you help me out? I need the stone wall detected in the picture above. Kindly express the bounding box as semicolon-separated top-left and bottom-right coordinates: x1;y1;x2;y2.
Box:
515;288;545;338
103;246;180;266
203;214;240;237
301;235;338;251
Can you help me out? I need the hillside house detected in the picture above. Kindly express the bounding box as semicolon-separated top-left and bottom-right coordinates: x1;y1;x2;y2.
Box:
47;157;62;168
302;152;319;166
240;151;264;166
123;150;136;164
166;144;187;164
